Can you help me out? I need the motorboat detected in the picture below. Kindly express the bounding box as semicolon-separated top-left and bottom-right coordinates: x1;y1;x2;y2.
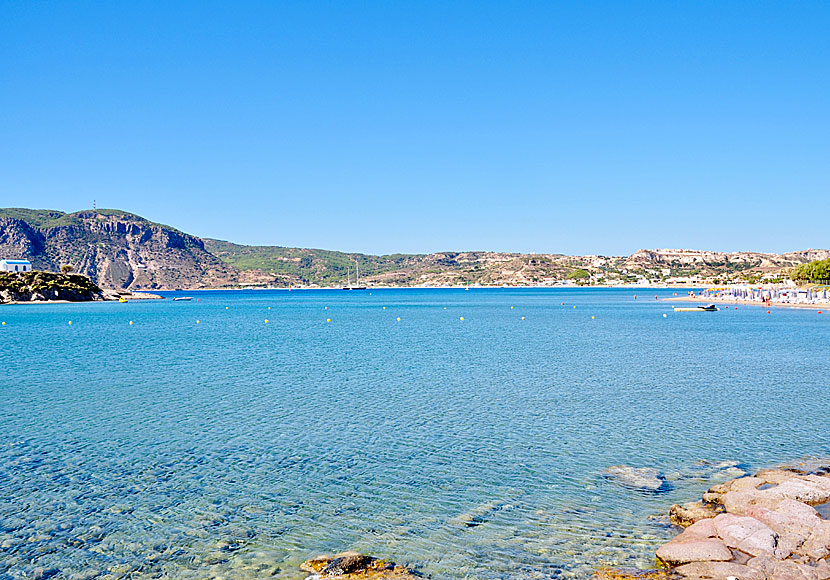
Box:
673;304;719;312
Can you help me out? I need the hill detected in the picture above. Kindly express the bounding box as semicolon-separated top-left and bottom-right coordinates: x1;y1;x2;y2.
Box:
1;208;827;289
0;209;235;289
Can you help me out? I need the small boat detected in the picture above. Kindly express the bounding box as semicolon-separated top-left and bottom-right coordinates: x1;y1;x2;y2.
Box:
173;296;193;301
118;297;128;303
673;304;719;312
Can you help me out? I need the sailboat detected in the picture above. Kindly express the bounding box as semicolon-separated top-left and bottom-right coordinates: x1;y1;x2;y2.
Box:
342;259;367;290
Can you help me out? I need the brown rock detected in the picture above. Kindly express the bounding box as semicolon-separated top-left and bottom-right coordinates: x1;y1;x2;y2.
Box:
590;568;670;580
299;553;417;579
670;501;724;527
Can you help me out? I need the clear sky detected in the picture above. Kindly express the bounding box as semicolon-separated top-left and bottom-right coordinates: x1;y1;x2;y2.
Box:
1;1;827;255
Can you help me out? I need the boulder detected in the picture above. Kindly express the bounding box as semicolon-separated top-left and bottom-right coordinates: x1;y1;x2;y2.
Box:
603;466;668;493
656;538;733;566
673;560;764;580
712;513;778;557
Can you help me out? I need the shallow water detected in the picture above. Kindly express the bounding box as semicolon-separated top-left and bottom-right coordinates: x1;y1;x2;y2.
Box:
1;288;828;580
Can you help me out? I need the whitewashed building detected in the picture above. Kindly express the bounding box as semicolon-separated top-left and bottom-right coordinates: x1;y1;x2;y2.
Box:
0;259;32;272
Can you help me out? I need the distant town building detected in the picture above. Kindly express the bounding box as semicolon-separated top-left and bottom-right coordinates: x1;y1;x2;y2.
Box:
0;259;32;273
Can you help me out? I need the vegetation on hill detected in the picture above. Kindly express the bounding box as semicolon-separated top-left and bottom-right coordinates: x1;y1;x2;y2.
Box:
791;258;830;283
2;208;829;289
0;271;102;302
203;239;422;285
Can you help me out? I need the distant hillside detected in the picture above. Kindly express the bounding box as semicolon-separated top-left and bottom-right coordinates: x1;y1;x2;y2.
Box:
0;209;235;289
1;208;827;289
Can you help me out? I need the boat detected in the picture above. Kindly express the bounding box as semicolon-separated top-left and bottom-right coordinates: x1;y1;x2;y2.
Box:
173;296;193;301
673;304;719;312
342;259;367;290
118;297;128;303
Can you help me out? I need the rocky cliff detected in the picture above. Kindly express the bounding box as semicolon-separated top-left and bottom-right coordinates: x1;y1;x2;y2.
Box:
0;209;236;290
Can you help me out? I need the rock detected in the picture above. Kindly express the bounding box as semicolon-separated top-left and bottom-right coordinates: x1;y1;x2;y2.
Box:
300;553;418;579
673;561;764;580
712;513;778;557
656;538;733;566
671;501;724;527
681;518;719;540
321;554;376;576
603;466;668;493
590;569;669;580
799;520;830;560
756;469;801;485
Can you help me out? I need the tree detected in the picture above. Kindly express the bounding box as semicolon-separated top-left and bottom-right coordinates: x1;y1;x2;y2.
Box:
791;258;830;283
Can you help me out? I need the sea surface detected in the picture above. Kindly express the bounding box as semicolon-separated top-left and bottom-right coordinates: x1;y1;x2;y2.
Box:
1;288;828;580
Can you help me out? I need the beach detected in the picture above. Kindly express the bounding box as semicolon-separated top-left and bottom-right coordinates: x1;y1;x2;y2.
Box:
664;295;826;311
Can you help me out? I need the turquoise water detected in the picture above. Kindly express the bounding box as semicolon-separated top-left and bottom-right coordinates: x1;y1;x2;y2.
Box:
1;288;828;580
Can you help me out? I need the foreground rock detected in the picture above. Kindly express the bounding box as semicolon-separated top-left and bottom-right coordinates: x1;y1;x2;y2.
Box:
300;553;419;579
609;462;830;580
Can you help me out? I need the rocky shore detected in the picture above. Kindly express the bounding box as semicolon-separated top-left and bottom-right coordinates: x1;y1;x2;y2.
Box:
0;271;104;303
0;270;165;303
599;462;830;580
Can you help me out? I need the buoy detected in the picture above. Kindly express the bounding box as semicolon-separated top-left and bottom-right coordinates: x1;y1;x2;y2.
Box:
767;310;771;314
819;311;823;314
324;306;327;310
129;321;133;325
662;313;667;318
1;322;4;326
510;306;514;309
573;305;576;309
226;306;228;310
396;317;401;321
634;295;637;300
265;319;269;323
561;302;564;305
196;320;200;324
591;316;595;320
459;317;464;321
68;321;72;325
521;316;525;320
382;306;386;310
326;318;331;322
268;307;271;310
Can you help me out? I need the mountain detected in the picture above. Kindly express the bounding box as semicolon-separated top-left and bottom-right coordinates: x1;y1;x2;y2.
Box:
1;208;827;289
0;209;235;289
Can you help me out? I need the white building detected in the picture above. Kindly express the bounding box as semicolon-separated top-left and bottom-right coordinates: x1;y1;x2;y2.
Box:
0;259;32;273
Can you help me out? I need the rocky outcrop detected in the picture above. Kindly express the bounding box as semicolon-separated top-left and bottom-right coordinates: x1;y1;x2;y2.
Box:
653;463;830;580
300;553;419;579
0;271;104;303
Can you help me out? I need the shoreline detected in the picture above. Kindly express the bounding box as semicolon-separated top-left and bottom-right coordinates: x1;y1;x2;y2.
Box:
597;459;830;580
663;296;826;311
1;291;165;305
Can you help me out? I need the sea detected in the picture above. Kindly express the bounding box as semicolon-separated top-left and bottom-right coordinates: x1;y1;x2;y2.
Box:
1;288;828;580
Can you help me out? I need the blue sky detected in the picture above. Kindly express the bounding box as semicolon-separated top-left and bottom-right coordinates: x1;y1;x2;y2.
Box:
1;1;827;255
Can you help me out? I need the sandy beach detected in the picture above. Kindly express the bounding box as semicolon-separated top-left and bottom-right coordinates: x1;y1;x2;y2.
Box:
664;295;826;311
